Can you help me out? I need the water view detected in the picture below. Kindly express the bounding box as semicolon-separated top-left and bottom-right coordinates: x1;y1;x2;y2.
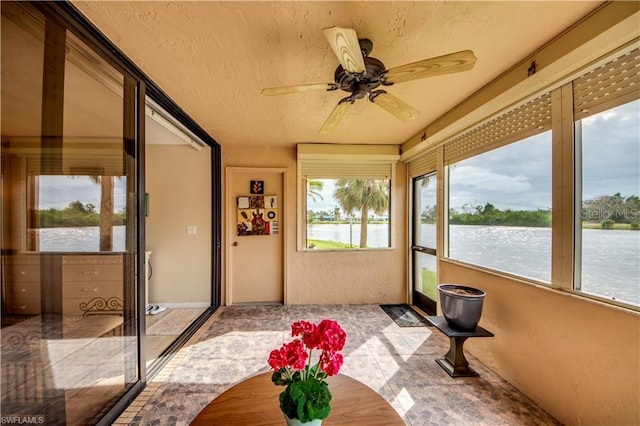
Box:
38;225;126;252
308;223;639;306
37;223;639;306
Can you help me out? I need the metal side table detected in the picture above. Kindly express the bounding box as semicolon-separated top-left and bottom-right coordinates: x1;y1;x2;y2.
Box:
427;316;494;377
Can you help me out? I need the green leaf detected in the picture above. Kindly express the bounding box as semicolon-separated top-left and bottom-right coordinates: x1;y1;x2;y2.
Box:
280;378;332;422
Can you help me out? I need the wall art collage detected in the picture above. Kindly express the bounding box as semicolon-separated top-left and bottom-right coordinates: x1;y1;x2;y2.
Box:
237;181;278;236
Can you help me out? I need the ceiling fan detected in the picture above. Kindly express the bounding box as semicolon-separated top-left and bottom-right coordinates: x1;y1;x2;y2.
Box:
261;26;477;133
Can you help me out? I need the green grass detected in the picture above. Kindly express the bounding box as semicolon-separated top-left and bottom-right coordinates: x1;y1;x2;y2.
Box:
581;222;638;230
421;268;438;300
307;239;355;249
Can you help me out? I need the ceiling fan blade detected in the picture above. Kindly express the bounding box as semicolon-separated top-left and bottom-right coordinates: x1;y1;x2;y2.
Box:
371;92;420;122
322;26;366;74
384;50;477;84
320;101;351;133
262;83;338;96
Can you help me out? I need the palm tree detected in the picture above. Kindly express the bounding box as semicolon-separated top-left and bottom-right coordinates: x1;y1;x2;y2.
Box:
89;175;114;251
307;179;324;203
333;179;390;248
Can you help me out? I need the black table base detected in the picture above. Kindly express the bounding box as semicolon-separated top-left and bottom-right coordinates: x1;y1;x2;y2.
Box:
427;316;494;378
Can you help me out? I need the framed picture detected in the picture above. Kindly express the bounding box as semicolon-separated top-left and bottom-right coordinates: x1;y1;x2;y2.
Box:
250;180;264;194
237;197;250;209
266;196;277;208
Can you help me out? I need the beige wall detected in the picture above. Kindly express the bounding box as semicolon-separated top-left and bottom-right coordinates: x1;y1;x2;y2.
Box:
145;144;211;304
221;144;407;305
440;260;640;425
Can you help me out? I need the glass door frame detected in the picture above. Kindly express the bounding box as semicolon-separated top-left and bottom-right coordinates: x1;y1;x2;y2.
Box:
30;2;223;424
411;172;438;315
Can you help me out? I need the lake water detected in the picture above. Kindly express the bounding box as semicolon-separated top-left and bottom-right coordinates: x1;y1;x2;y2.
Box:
37;224;639;306
307;223;639;306
38;226;127;252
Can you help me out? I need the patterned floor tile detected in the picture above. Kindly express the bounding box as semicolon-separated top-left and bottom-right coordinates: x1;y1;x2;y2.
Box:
123;305;559;426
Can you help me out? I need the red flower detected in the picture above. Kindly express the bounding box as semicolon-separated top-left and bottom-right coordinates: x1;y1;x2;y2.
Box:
268;349;285;370
291;320;316;337
292;320;322;349
317;319;347;352
319;351;344;376
269;319;348;387
282;339;308;370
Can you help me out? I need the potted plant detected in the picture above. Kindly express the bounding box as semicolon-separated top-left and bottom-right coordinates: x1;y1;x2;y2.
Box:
438;283;486;331
268;319;347;426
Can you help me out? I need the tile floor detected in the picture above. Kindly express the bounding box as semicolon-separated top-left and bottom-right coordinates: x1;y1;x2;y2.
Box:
118;305;560;425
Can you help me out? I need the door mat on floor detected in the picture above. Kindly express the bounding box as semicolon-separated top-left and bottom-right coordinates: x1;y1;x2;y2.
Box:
380;304;432;327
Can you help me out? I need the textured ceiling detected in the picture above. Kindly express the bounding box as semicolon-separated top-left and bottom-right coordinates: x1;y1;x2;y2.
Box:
72;1;601;148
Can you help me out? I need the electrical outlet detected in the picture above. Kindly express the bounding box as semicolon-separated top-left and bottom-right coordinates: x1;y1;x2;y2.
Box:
186;225;197;235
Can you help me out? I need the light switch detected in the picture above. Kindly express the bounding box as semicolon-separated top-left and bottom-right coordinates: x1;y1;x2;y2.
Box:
187;225;197;235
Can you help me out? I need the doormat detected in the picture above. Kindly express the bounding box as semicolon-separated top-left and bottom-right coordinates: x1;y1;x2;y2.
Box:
380;304;432;327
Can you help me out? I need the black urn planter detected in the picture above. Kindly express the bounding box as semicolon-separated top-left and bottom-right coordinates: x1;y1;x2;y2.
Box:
438;284;486;331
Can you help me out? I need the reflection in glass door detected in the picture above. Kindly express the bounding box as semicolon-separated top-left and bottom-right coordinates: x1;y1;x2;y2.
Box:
412;173;438;314
1;3;139;423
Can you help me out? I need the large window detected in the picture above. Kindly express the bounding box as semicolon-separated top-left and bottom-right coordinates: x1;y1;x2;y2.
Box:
448;132;552;282
575;73;639;306
298;144;398;251
438;47;639;309
306;178;391;249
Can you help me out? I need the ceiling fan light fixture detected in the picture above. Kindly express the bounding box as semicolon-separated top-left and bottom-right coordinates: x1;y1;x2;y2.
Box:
261;26;476;133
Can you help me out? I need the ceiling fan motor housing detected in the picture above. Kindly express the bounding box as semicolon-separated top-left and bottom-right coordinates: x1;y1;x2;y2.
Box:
334;56;387;97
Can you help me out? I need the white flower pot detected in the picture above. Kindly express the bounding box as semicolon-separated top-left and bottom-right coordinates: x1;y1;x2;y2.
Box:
284;414;323;426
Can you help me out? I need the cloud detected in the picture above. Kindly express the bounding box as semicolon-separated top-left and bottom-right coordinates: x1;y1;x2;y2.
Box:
581;100;639;199
449;132;552;210
307;179;338;211
451;165;532;192
39;176;127;212
448;99;638;210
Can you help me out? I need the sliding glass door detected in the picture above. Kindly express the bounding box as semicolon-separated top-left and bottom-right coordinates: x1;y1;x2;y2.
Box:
411;173;438;314
2;2;222;423
1;3;139;423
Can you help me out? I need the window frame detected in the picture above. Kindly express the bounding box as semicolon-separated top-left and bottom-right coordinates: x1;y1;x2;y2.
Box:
445;129;554;284
422;43;639;311
297;144;399;252
572;92;639;306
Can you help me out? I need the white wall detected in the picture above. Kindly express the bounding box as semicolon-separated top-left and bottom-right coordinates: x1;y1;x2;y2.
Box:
145;144;212;304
